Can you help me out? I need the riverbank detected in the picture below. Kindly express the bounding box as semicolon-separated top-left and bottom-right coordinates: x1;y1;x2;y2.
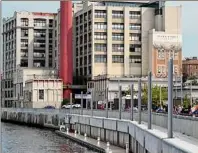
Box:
1;120;125;153
2;122;94;153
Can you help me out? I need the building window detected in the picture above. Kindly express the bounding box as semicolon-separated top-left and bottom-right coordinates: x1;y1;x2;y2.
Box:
21;18;29;26
94;32;107;40
129;44;141;52
95;44;107;52
129;11;141;19
95;10;106;18
174;51;178;59
34;19;46;27
174;66;178;74
112;23;124;30
94;22;107;30
112;33;124;41
112;44;124;52
112;11;124;18
112;55;124;63
94;55;107;63
129;24;141;30
129;33;141;41
21;29;28;37
157;65;166;74
158;49;165;59
129;55;142;63
21;39;28;47
39;89;44;100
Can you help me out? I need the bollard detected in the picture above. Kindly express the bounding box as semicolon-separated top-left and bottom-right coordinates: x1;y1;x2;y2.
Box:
84;133;87;141
97;137;100;146
126;142;129;153
106;142;110;153
66;127;69;134
74;130;77;136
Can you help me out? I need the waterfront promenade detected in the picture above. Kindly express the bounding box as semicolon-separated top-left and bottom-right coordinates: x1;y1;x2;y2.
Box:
2;108;198;153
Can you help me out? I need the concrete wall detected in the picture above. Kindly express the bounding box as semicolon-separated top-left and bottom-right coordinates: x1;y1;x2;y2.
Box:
1;108;197;153
2;108;198;140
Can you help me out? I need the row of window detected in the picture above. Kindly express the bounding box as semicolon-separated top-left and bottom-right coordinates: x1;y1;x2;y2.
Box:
94;23;141;30
157;66;178;74
94;32;141;41
94;44;141;52
94;10;141;19
158;50;178;59
94;55;142;63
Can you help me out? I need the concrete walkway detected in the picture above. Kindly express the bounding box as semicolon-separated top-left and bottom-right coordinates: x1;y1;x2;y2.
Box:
140;121;198;146
55;131;126;153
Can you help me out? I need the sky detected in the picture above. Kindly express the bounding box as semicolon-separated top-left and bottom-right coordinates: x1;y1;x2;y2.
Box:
2;1;198;57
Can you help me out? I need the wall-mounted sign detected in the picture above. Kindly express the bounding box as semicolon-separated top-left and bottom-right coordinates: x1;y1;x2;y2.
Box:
153;34;182;43
75;94;91;99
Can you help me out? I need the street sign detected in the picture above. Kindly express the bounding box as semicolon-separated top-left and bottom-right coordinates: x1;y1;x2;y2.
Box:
75;94;91;99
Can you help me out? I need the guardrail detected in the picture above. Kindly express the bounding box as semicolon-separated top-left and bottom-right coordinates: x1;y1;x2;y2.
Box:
2;107;198;140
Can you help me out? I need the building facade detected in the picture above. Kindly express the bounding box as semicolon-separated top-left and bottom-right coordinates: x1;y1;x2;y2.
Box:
23;79;63;108
2;11;57;107
182;57;198;77
73;1;182;84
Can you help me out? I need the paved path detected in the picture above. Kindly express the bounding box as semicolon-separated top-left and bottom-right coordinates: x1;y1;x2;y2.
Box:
140;121;198;146
55;131;126;153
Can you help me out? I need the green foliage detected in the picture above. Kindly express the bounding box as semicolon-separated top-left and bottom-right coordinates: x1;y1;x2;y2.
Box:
61;98;70;106
192;79;198;85
183;94;190;108
188;75;197;80
142;85;168;106
126;85;168;106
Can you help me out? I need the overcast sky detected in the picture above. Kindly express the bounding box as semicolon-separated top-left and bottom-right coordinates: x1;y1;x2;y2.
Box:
2;1;198;57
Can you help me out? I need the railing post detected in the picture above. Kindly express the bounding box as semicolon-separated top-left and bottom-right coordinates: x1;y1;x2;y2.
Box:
130;84;134;121
81;91;83;115
168;58;173;138
91;89;94;116
138;79;142;124
126;142;129;153
70;93;72;114
148;71;152;129
119;85;122;120
106;87;109;118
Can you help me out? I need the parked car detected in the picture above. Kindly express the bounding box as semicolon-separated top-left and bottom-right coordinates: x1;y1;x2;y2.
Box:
44;106;55;109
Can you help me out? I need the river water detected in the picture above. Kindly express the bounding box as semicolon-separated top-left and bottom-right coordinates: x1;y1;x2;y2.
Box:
2;122;97;153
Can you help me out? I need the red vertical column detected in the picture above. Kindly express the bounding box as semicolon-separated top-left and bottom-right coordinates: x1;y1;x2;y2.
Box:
59;1;73;99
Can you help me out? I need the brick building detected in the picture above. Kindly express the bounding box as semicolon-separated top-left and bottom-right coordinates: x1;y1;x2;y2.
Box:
182;57;198;77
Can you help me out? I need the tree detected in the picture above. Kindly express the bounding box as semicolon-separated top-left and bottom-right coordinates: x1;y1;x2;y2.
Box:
142;85;168;106
126;85;168;106
61;98;69;106
183;94;190;108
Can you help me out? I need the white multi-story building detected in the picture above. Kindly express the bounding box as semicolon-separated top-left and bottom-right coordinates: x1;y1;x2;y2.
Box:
73;1;182;85
2;11;57;107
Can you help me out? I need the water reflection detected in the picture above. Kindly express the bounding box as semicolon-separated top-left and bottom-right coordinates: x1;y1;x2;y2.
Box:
2;122;96;153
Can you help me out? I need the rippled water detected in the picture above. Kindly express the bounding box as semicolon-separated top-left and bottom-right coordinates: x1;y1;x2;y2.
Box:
2;122;97;153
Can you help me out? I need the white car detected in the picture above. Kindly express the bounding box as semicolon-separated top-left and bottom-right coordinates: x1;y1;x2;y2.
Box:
62;105;72;109
73;104;81;108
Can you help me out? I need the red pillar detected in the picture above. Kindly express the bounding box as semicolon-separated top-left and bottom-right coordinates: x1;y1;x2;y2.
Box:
59;1;73;99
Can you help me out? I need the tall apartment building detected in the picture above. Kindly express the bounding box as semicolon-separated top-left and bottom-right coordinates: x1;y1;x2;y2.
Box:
2;11;57;107
73;1;182;85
